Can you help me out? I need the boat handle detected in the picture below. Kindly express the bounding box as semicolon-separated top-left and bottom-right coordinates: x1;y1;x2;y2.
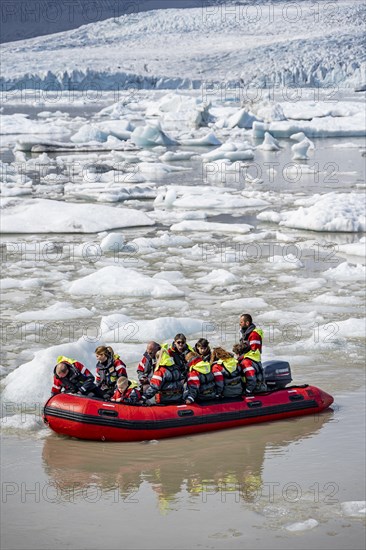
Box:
98;409;118;417
178;409;194;417
289;394;304;401
247;400;262;408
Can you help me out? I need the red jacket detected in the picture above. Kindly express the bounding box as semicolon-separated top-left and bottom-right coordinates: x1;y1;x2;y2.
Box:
111;384;141;404
145;364;184;404
52;361;93;395
137;353;155;383
237;356;258;394
184;358;224;402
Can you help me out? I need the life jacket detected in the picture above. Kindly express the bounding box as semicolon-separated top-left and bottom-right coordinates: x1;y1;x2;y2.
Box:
238;355;266;392
241;325;263;363
141;352;155;378
163;342;194;374
127;379;139;391
189;358;216;399
156;351;184;403
216;357;243;397
96;353;121;388
54;360;87;393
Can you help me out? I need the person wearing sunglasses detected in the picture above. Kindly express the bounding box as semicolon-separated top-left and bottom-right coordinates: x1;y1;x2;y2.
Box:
163;334;194;377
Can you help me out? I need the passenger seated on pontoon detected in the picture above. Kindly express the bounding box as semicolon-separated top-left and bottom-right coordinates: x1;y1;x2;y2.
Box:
184;351;224;404
162;334;194;377
143;349;184;404
194;338;211;362
111;377;142;404
233;343;267;395
136;341;161;393
52;356;103;398
210;347;243;398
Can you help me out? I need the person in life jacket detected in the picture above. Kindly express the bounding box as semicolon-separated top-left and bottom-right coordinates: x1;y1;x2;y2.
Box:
210;347;243;398
52;356;102;397
144;349;184;404
184;351;224;404
95;346;128;398
233;343;267;395
194;338;212;362
239;313;263;363
162;334;194;377
111;376;142;404
137;341;161;392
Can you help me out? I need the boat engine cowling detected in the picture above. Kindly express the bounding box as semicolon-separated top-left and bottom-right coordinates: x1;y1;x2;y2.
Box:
262;360;292;389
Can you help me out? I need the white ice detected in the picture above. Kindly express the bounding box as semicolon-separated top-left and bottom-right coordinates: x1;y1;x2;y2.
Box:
0;199;154;233
67;265;184;298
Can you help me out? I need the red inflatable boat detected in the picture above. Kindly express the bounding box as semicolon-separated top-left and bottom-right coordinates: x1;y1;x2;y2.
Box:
43;384;333;442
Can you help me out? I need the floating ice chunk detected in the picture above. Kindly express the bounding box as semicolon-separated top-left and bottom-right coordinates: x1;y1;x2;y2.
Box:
257;132;281;151
151;210;207;224
337;240;366;258
202;141;254;162
0;199;154;233
25;152;54;166
152;271;186;283
317;317;366;338
179;132;221;146
341;501;366;518
137;161;189;174
97;120;134;140
292;138;311;160
290;132;315;149
145;93;212;127
257;210;282;223
285;519;319;532
279;193;366;232
131;234;192;253
0;113;69;136
268;254;304;269
164;188;177;209
171;220;253;234
67;265;184;298
172;192;254;210
131;122;177;147
15;301;93;321
100;233;125;253
1;278;44;290
221;297;268;310
323;262;365;281
226;109;261;129
71;124;109;143
253;111;366;138
196;269;239;286
101;314;203;343
160;151;197;162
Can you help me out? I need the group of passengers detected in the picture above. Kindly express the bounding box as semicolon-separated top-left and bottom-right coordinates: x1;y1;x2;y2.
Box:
51;314;266;406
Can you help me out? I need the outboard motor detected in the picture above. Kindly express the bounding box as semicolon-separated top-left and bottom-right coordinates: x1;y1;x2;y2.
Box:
262;360;292;390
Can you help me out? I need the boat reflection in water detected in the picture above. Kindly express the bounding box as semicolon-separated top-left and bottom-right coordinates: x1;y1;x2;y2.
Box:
42;411;333;513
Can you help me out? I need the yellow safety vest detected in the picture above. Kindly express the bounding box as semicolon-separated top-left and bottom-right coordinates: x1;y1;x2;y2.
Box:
56;355;77;365
189;359;211;375
243;328;263;362
155;350;175;370
217;357;238;373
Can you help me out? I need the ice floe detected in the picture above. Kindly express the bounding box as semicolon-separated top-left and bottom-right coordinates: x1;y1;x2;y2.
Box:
67;265;184;298
0;199;154;233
